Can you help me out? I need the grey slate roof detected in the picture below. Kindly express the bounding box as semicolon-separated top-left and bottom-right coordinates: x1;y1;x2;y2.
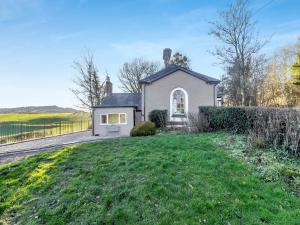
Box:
94;93;142;110
139;65;220;84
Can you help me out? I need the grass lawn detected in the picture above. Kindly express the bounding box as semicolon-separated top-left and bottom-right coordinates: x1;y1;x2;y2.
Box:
1;133;300;224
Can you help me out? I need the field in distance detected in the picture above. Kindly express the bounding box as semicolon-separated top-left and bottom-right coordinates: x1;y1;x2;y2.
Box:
0;113;91;144
0;112;90;123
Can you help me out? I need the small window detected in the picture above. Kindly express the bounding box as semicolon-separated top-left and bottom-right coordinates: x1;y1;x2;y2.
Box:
100;113;127;125
108;114;119;124
101;114;107;124
119;113;126;124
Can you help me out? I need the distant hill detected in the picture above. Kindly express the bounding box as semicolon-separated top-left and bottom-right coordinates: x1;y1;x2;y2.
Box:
0;105;83;114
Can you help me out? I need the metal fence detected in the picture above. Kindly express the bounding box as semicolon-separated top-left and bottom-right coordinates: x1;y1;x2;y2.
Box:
0;120;91;144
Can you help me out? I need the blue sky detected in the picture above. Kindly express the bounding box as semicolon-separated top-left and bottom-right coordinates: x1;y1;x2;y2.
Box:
0;0;299;108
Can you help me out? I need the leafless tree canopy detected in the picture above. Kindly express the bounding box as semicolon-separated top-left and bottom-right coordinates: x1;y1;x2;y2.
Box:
119;58;160;93
210;0;267;106
71;52;105;113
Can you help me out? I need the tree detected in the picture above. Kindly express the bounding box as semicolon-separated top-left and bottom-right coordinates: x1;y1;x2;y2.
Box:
119;58;160;93
210;0;266;106
256;43;300;107
170;52;191;68
71;52;105;114
292;54;300;85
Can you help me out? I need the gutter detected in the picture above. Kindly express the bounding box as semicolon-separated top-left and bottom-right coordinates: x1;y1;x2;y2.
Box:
213;85;216;107
92;108;95;136
143;85;146;121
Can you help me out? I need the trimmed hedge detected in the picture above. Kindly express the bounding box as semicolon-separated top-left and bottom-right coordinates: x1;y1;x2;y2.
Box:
199;106;300;157
149;110;168;128
199;107;249;133
130;121;156;137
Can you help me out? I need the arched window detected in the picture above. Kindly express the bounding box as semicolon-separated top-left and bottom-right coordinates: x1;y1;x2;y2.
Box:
170;88;188;116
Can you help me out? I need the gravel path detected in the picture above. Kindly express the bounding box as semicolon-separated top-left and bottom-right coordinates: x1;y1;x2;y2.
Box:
0;130;107;165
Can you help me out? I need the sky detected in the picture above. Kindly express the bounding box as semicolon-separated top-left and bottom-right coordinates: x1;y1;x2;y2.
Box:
0;0;299;108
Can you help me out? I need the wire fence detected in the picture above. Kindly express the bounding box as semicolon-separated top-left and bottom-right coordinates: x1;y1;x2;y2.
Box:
0;120;91;144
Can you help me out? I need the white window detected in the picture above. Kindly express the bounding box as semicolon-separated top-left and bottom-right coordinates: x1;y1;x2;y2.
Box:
170;88;188;121
119;113;126;124
100;113;127;125
172;90;185;115
101;114;107;124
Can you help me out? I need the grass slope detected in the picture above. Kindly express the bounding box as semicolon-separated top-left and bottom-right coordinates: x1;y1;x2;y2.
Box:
1;133;300;224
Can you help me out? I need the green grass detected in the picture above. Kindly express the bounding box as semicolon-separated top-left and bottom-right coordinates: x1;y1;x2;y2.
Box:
1;133;300;224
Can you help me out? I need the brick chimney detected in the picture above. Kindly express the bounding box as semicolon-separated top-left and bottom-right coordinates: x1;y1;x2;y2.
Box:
104;76;112;96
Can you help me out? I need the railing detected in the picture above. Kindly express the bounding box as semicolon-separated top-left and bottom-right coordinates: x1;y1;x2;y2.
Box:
0;120;91;144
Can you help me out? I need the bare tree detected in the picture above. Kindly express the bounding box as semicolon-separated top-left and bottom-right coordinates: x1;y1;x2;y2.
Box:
119;58;160;93
210;0;267;106
292;54;300;86
71;52;105;114
170;51;191;69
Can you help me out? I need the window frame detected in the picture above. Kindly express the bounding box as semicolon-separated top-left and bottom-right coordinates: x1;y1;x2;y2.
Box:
119;113;127;124
170;87;188;121
100;113;127;125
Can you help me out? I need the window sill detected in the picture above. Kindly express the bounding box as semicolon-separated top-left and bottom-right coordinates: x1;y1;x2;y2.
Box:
99;123;127;126
171;114;186;118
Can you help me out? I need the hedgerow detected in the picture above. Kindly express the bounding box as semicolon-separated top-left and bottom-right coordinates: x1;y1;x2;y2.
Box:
198;106;300;157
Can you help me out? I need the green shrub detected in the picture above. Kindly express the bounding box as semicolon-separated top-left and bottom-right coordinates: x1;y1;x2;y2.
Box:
130;121;156;137
198;106;300;158
199;106;249;133
149;110;168;128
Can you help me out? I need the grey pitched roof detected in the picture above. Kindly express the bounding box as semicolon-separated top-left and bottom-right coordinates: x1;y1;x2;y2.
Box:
139;65;220;85
94;93;142;110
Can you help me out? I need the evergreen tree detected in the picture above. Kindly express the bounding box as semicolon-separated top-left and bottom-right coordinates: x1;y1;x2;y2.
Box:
170;52;191;69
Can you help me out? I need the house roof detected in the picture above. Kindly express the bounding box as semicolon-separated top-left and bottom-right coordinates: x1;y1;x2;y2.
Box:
94;93;142;110
139;65;220;85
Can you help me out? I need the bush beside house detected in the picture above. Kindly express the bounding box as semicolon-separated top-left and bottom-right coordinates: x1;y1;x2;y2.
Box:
199;106;249;133
198;106;300;157
130;121;156;137
149;110;168;128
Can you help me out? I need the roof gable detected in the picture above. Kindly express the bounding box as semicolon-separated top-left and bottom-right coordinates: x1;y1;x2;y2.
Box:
139;65;220;85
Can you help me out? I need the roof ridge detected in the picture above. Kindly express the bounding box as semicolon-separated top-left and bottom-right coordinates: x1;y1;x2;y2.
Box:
139;66;220;84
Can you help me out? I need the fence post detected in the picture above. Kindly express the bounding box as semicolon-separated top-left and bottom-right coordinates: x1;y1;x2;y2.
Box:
81;120;83;131
43;120;46;137
20;122;23;141
59;121;61;135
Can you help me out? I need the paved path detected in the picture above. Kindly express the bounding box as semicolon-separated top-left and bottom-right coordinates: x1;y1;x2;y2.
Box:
0;130;106;165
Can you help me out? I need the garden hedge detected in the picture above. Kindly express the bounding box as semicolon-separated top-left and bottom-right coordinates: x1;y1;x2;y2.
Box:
198;106;300;157
149;110;168;128
130;121;156;137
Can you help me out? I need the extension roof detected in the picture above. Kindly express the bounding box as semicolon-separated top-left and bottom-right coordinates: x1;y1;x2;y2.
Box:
93;93;141;110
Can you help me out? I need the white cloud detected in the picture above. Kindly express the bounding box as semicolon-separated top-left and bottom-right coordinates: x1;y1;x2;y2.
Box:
52;31;85;41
